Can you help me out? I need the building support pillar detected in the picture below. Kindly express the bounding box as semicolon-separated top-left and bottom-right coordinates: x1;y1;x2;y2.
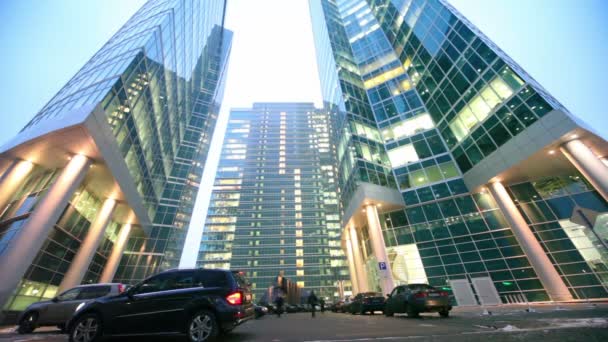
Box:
560;139;608;202
0;154;91;309
0;159;34;214
344;229;359;295
364;204;395;295
348;225;369;293
99;223;132;283
488;181;573;301
58;198;116;292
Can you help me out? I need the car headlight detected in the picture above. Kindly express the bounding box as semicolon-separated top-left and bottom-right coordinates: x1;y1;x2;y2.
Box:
75;302;86;313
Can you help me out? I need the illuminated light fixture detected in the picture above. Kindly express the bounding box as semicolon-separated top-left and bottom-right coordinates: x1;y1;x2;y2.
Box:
548;150;555;155
570;134;578;139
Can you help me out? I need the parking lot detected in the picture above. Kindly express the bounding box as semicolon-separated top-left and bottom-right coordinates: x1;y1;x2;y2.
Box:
1;303;607;342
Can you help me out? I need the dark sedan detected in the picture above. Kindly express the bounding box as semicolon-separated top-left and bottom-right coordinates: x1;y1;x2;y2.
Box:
349;292;385;315
384;284;451;318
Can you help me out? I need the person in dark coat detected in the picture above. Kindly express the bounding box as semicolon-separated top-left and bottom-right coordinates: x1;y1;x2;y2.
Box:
320;298;325;313
308;291;318;318
274;295;285;318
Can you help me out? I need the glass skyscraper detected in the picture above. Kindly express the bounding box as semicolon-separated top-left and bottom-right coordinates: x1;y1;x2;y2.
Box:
0;0;231;315
195;103;349;301
310;0;608;303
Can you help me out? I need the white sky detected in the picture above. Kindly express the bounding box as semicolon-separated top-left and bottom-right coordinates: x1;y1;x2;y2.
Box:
179;0;322;267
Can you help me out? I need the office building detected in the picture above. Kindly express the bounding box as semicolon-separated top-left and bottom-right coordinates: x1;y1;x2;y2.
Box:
0;0;231;314
195;103;349;301
310;0;608;303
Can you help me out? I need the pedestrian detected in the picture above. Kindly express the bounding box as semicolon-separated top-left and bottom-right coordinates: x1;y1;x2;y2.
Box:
308;291;318;318
320;298;325;313
275;295;285;318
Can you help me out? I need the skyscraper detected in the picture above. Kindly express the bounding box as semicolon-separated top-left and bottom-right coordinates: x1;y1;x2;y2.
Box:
195;103;348;301
0;0;231;314
310;0;608;303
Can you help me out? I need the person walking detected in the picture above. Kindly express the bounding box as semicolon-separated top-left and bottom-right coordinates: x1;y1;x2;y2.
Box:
275;295;285;318
308;291;318;318
320;298;325;313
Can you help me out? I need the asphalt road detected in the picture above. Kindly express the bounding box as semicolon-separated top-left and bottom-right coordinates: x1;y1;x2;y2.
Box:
1;303;607;342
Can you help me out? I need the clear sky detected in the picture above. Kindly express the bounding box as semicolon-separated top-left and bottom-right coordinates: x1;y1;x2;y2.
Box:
0;1;606;264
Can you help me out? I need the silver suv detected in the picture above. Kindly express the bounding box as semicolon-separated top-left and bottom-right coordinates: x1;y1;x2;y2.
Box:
17;283;125;334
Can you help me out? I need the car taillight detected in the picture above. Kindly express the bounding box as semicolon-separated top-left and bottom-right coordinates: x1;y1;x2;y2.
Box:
414;292;427;299
118;284;125;293
440;291;449;297
226;291;243;305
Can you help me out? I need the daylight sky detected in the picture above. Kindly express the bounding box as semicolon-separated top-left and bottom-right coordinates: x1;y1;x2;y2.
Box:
0;0;606;265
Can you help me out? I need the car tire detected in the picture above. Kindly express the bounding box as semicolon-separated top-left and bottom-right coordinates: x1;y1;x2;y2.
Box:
17;311;38;334
406;305;419;318
187;310;219;342
439;309;450;318
384;309;393;317
69;313;102;342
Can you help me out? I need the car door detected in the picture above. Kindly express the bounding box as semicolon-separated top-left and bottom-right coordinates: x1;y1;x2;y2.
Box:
116;271;195;335
394;287;409;313
387;287;400;313
44;287;82;324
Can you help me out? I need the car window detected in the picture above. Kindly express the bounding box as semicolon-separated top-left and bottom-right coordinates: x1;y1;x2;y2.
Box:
137;273;178;294
195;270;228;288
77;286;111;300
231;271;250;289
57;288;81;301
391;287;403;296
171;272;195;290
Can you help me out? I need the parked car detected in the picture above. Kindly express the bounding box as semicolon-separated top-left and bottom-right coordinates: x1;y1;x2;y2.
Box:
17;283;126;334
349;292;385;315
340;299;352;313
331;300;344;312
384;284;451;318
254;304;268;319
285;304;299;313
67;269;254;342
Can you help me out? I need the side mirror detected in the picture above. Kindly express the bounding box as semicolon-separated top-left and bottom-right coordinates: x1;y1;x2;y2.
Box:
52;297;59;303
386;293;391;298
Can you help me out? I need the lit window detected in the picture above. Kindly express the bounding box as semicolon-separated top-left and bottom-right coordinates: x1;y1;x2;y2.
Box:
296;239;303;247
387;144;419;167
296;270;305;276
296;249;303;256
296;230;303;237
296;259;304;267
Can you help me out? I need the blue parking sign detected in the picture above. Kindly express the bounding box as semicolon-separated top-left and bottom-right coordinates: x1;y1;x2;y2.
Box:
378;262;387;270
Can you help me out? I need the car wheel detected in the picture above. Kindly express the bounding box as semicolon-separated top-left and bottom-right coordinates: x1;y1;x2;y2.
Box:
17;311;38;334
188;310;218;342
439;309;450;318
69;313;102;342
384;309;393;317
406;305;419;318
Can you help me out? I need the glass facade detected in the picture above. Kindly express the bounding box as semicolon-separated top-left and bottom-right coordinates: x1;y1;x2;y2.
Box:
0;0;231;311
310;0;608;303
196;103;349;301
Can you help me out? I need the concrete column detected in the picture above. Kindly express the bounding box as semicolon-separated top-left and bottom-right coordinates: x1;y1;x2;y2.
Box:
561;139;608;202
348;225;369;293
488;181;573;301
99;223;132;283
58;198;117;292
0;155;91;309
364;204;395;295
0;159;34;214
344;229;359;295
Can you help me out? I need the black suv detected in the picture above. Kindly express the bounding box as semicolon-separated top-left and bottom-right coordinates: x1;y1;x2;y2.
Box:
67;269;254;342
